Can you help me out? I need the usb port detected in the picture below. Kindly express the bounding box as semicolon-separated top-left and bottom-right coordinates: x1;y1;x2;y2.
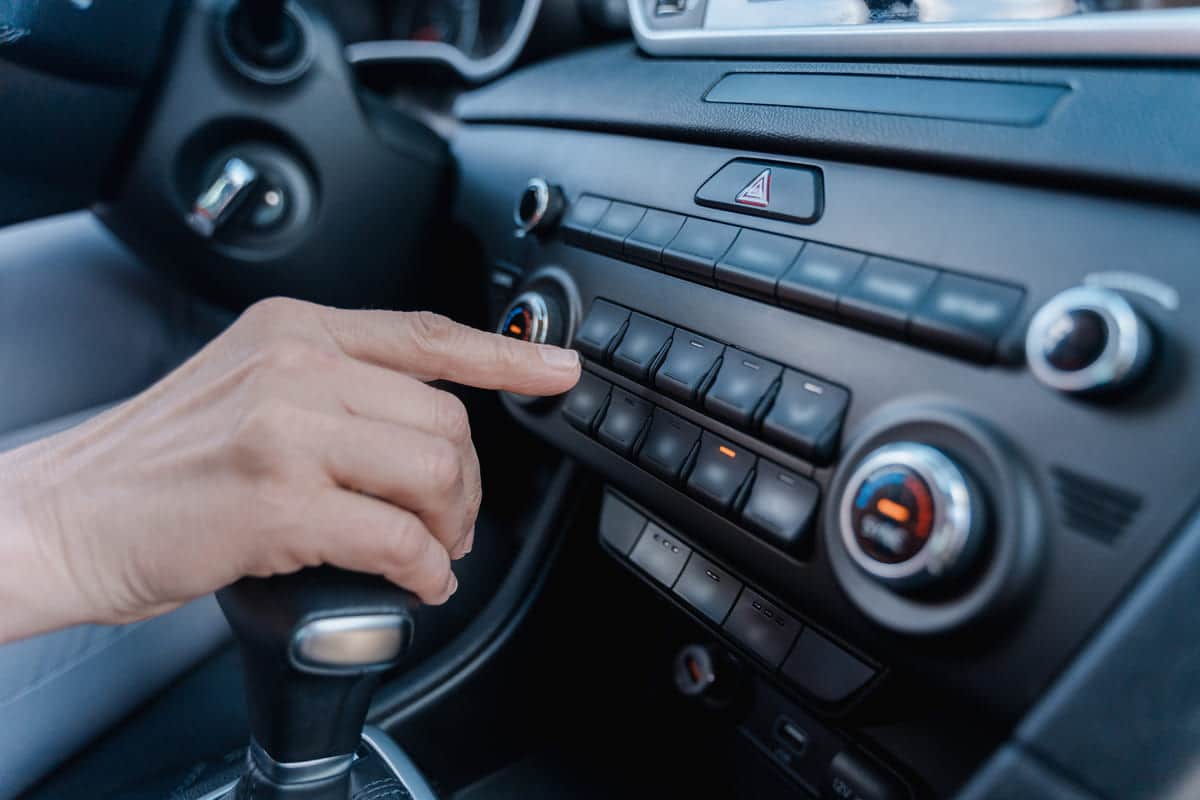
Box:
774;717;809;756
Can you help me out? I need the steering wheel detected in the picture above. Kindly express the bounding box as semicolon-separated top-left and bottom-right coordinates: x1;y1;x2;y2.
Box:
0;0;451;310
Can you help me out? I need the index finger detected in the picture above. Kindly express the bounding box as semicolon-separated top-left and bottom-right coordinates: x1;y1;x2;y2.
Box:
322;309;581;396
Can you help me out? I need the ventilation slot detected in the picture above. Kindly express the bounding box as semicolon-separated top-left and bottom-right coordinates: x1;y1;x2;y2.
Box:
1051;467;1144;544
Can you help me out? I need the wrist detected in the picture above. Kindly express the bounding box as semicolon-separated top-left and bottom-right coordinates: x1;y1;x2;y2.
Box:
0;450;88;642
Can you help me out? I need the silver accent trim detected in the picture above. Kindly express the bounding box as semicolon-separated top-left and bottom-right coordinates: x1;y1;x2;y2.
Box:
514;177;551;238
630;2;1200;60
497;291;552;345
1025;285;1148;394
839;443;976;585
250;739;354;785
187;157;259;238
194;778;239;800
362;726;440;800
345;0;542;83
290;614;409;673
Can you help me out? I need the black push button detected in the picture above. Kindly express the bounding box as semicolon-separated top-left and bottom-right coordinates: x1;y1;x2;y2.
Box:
654;330;724;404
562;195;611;246
561;371;611;434
723;590;801;668
715;229;805;301
625;209;687;265
591;202;647;255
629;522;691;587
686;432;756;512
777;243;866;313
741;463;820;551
637;409;701;484
598;492;646;556
596;388;651;456
662;218;739;282
695;159;823;224
573;299;629;362
674;555;742;624
760;370;849;465
910;273;1025;361
611;313;673;382
782;629;875;704
828;752;905;800
838;257;939;335
704;350;782;429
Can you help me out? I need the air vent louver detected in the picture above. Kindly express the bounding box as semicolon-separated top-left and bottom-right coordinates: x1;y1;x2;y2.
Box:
1051;466;1143;544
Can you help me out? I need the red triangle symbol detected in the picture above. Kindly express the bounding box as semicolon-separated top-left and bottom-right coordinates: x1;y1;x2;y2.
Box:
735;169;771;208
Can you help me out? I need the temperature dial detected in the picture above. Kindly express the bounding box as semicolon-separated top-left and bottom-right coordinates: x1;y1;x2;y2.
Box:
497;290;565;347
839;443;985;591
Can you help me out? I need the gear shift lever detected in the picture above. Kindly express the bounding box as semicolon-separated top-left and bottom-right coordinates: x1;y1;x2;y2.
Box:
217;567;419;798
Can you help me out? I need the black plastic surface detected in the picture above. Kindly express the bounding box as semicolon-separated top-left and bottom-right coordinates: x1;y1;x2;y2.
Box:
673;554;742;624
596;387;652;456
715;229;805;301
637;408;701;483
457;109;1200;791
686;432;756;511
573;299;630;362
704;73;1068;127
598;491;647;556
455;42;1200;202
629;522;692;586
741;463;821;551
654;329;725;404
703;349;782;429
723;590;801;669
97;0;450;309
781;629;875;705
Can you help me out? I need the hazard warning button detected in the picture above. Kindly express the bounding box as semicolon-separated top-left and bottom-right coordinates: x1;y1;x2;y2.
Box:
695;159;823;224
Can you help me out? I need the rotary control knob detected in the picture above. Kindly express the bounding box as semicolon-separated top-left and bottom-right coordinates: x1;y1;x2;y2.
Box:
839;443;986;591
513;177;565;238
1026;286;1154;395
497;290;565;347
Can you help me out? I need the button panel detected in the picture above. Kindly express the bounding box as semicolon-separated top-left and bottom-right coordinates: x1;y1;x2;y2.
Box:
563;195;1023;364
599;492;878;707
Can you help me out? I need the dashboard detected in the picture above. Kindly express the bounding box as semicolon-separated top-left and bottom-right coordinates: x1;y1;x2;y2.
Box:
445;36;1200;799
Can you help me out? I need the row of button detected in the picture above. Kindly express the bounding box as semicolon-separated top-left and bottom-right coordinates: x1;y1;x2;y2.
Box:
563;194;1024;363
565;371;821;552
573;299;849;466
599;493;875;704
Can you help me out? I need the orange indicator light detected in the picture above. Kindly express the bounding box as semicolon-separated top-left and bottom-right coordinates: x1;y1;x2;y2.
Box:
718;445;737;459
876;498;910;523
508;323;522;335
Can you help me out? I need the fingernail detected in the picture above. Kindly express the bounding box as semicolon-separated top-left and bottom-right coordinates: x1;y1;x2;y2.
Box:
539;345;579;370
446;572;458;597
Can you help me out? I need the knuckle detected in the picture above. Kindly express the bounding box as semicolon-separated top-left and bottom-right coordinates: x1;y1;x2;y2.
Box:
244;296;299;328
422;439;462;494
392;520;436;568
259;337;324;373
407;311;459;356
228;401;294;471
431;391;471;445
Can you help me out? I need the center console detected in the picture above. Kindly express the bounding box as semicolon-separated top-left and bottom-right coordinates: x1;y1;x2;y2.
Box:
449;48;1200;798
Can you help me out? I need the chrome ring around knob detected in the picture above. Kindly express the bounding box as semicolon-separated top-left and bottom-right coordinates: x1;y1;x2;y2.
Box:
513;177;557;238
1026;285;1152;395
839;443;983;589
497;291;552;345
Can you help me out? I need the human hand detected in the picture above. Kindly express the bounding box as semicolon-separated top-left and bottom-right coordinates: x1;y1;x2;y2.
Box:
0;298;580;642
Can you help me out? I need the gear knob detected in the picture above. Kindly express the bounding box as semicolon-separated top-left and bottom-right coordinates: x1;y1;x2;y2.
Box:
218;567;417;792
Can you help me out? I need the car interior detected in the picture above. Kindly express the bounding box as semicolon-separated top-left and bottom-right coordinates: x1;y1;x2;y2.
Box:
2;0;1199;797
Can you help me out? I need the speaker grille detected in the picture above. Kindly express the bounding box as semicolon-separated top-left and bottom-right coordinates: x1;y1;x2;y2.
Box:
1051;466;1144;543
